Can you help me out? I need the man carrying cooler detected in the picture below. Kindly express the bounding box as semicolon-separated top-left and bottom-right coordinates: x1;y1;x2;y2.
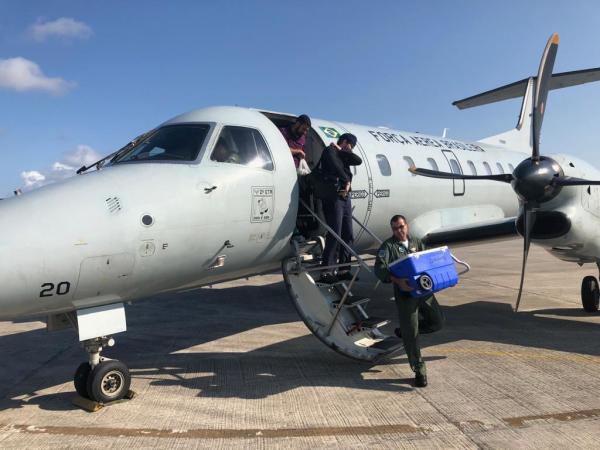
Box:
374;214;444;388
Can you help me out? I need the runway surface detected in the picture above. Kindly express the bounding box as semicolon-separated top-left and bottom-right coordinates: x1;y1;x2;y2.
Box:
1;238;599;449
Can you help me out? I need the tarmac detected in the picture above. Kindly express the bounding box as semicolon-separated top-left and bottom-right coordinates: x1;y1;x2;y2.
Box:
1;238;600;449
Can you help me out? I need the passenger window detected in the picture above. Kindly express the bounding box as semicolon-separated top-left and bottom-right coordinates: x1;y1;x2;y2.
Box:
496;162;505;173
467;160;477;175
210;126;274;170
449;158;462;174
483;161;492;175
403;156;416;176
508;163;515;172
376;154;391;176
427;157;439;171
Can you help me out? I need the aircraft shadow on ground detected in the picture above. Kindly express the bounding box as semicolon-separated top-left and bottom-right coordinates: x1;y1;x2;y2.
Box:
0;278;598;411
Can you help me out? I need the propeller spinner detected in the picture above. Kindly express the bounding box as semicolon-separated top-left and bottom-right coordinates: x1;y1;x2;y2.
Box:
410;33;600;311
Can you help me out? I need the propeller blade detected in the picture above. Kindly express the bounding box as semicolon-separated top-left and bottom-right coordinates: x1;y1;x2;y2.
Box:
515;206;536;312
409;166;514;182
532;33;560;160
553;176;600;186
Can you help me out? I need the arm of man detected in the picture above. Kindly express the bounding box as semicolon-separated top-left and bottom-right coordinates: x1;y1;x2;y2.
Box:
339;151;362;166
290;147;305;158
374;243;392;283
321;145;350;184
375;242;414;292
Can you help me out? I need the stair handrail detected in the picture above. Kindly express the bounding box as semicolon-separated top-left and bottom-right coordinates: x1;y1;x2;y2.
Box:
325;268;361;336
351;214;383;245
299;199;371;272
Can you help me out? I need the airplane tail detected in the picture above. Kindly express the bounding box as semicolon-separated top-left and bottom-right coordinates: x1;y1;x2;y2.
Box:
452;68;600;153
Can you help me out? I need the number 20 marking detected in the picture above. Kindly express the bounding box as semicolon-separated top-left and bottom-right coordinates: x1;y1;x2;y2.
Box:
39;281;71;298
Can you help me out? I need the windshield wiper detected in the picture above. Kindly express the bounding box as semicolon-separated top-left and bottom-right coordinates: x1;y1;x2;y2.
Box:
76;129;155;175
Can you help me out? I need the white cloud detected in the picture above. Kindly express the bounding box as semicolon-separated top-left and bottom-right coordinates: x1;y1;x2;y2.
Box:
29;17;93;42
20;145;102;191
0;57;75;94
21;170;46;188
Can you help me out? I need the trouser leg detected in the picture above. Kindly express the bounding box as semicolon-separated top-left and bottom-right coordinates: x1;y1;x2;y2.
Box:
394;292;426;375
321;199;343;269
418;294;445;334
337;198;354;270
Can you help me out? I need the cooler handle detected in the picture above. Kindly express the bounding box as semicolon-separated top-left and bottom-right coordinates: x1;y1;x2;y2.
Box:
451;254;471;275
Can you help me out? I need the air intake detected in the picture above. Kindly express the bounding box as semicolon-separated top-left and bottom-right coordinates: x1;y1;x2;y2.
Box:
105;197;122;214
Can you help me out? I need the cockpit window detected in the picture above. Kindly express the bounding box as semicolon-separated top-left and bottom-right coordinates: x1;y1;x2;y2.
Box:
113;124;210;163
210;126;274;170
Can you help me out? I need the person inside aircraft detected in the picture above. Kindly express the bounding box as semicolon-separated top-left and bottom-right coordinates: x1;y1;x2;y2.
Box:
374;215;445;388
210;137;240;164
317;133;362;284
279;114;311;167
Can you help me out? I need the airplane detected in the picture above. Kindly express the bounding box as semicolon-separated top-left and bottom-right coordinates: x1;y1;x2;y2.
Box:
1;33;599;404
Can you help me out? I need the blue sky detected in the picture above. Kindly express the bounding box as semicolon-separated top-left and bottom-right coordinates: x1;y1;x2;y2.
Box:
1;1;600;196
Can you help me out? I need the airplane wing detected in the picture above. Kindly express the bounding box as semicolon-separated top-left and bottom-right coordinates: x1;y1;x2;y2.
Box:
453;68;600;110
422;217;517;247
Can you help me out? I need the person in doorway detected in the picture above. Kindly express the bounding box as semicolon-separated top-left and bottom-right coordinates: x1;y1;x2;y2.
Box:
374;215;444;388
318;133;362;283
279;114;311;167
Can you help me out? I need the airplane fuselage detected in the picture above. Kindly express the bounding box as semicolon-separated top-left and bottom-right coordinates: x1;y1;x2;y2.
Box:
1;106;599;320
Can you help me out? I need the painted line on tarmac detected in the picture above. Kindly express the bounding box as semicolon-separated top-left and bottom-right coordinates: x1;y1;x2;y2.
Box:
503;408;600;428
442;347;600;364
3;423;429;439
3;407;600;440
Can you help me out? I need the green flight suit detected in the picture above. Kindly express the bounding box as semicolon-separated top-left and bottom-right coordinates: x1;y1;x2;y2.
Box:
374;235;444;376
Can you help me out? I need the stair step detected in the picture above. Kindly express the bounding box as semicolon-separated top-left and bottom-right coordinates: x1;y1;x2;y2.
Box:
353;317;390;330
370;336;403;352
333;296;370;308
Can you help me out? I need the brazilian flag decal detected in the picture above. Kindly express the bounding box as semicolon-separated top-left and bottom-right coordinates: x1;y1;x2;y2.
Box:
320;127;340;139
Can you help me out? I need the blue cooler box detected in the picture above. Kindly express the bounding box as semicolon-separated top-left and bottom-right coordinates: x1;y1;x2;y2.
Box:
389;246;458;297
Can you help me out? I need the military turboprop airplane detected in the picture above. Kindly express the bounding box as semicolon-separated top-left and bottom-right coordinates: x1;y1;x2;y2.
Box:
1;33;599;404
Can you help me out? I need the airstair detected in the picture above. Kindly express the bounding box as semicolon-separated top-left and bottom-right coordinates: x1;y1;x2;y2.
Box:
281;200;403;362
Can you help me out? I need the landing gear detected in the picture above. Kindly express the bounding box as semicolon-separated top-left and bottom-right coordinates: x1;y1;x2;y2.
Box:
87;360;131;403
73;336;131;403
581;275;599;313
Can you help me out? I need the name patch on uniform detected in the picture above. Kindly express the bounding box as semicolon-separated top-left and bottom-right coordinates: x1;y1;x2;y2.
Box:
251;186;274;223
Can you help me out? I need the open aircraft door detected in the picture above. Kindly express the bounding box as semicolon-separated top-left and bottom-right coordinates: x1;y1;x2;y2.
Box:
311;120;375;247
441;150;465;196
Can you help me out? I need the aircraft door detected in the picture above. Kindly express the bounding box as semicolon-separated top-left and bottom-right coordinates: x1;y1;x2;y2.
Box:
312;121;374;247
197;125;282;275
441;150;465;196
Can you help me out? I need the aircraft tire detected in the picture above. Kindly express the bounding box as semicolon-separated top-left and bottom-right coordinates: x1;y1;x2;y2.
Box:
74;362;92;399
581;275;600;313
86;360;131;403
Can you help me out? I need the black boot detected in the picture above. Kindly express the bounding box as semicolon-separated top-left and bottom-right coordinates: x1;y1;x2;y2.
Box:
415;373;428;388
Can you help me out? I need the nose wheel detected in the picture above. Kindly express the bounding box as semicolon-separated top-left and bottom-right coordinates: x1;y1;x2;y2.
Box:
581;275;599;313
73;337;132;403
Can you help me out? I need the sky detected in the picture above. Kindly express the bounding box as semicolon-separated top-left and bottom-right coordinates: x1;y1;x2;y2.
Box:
1;1;600;196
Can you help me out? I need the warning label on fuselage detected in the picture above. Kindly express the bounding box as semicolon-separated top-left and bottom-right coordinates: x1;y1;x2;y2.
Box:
251;186;274;223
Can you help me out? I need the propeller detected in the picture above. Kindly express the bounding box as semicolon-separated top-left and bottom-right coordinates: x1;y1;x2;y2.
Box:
409;33;600;311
